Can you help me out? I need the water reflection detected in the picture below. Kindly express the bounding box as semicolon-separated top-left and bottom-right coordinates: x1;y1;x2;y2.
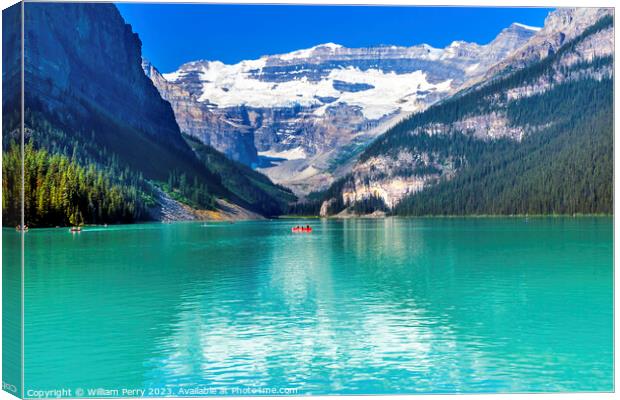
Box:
23;218;612;394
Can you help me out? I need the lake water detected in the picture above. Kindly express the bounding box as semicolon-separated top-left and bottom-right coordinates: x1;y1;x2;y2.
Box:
13;217;614;395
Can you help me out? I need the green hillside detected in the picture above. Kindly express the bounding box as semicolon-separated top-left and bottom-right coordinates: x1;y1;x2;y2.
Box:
184;134;296;217
394;79;612;215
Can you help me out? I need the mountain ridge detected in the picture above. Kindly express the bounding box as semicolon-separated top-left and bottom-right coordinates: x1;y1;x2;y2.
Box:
146;21;538;194
464;7;613;90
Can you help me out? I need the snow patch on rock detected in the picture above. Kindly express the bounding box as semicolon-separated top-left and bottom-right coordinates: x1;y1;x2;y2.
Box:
259;146;308;160
512;22;542;31
277;42;343;61
173;61;453;120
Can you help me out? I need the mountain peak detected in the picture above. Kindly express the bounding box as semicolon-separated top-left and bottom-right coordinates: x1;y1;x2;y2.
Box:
509;22;542;32
141;57;157;78
277;42;344;61
484;21;539;56
448;40;472;47
315;42;343;50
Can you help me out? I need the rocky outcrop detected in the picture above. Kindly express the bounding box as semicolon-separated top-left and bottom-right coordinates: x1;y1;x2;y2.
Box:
342;177;427;209
411;112;526;141
319;198;336;218
340;150;457;209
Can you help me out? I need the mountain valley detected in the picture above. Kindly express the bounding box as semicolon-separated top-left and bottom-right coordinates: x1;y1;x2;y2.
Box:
145;22;539;194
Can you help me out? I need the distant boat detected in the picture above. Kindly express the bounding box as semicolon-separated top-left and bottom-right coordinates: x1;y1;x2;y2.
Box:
70;227;82;233
16;224;28;232
291;226;312;233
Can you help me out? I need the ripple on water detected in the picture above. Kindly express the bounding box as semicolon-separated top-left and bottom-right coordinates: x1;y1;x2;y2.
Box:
20;218;613;393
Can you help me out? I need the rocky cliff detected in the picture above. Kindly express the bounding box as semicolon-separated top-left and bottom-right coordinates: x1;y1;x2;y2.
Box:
24;3;192;159
142;59;259;164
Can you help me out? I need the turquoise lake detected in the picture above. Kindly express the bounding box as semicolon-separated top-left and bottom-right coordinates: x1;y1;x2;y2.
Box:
12;217;615;395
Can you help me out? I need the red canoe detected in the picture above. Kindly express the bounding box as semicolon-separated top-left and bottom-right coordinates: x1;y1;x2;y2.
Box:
291;227;312;233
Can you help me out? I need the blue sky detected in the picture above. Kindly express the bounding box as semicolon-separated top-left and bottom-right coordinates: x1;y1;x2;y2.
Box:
116;4;553;73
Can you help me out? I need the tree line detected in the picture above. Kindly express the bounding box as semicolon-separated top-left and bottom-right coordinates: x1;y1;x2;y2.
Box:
3;142;154;227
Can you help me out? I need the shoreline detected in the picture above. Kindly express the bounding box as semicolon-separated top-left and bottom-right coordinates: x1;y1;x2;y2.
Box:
281;213;613;219
3;213;612;230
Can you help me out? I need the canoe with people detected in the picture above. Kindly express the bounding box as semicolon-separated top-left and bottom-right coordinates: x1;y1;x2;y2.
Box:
291;225;312;233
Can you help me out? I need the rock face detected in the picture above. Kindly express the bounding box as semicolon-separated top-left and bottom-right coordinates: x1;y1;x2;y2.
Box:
2;4;21;122
319;8;613;213
23;3;191;157
146;23;538;193
341;150;453;209
142;59;258;164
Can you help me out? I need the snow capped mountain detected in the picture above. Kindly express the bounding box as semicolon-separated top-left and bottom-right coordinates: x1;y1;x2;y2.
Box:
146;21;538;194
163;59;453;120
161;22;537;118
